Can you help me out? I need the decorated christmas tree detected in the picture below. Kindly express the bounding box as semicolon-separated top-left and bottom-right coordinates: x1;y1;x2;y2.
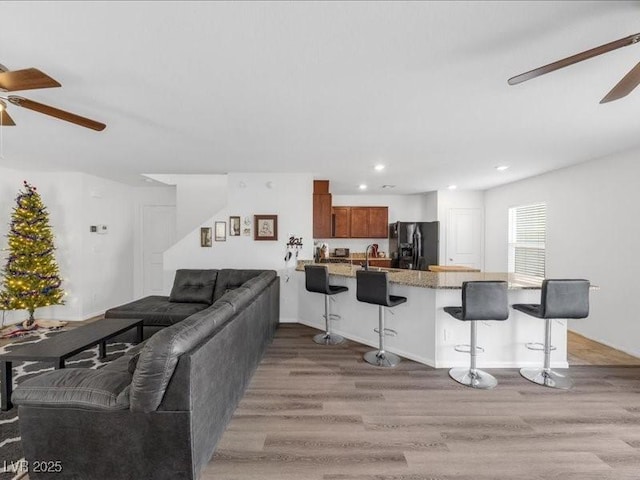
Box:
0;181;65;327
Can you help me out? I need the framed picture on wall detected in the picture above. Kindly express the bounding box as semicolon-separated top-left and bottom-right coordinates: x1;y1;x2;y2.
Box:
229;216;241;236
200;227;212;247
254;215;278;241
242;216;252;236
215;221;227;242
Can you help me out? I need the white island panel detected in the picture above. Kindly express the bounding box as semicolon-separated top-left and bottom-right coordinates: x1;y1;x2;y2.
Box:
295;264;568;369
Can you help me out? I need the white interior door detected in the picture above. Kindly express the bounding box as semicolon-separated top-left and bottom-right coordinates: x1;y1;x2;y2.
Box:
142;205;176;296
446;208;483;269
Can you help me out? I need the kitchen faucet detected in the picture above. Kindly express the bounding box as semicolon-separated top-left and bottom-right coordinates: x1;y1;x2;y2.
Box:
364;244;374;270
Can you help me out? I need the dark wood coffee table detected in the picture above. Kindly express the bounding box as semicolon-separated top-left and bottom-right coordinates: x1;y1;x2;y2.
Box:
0;318;143;411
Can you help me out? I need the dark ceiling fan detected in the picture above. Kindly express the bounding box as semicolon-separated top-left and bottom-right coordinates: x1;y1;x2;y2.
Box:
0;64;106;131
509;33;640;104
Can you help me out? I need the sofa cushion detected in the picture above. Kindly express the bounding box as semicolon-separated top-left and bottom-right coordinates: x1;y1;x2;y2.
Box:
238;271;277;296
213;269;265;301
12;368;132;410
130;301;235;413
216;286;253;312
101;343;146;375
105;295;209;327
169;269;218;304
215;271;277;312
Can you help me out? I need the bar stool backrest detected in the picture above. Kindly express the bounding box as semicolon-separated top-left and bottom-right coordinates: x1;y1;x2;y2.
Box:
461;281;509;321
541;279;590;319
356;270;391;306
304;265;330;295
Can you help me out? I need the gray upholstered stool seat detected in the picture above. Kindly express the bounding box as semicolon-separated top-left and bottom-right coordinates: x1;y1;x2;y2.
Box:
444;281;509;389
356;270;407;368
304;265;348;345
513;279;590;390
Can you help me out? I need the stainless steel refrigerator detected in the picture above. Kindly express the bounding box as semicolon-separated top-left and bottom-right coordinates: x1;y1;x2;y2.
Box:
389;221;439;270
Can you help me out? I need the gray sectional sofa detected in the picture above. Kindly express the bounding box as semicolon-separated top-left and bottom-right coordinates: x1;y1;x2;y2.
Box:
104;268;270;339
12;269;280;480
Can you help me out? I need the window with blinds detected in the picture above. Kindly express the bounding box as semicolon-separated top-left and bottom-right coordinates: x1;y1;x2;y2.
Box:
508;203;546;278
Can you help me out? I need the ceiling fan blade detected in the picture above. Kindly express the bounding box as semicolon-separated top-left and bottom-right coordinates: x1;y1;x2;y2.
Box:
0;109;16;126
508;33;640;85
600;61;640;104
8;96;106;131
0;68;61;92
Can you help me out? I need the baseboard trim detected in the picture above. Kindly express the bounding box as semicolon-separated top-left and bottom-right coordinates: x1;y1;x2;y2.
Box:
279;317;299;324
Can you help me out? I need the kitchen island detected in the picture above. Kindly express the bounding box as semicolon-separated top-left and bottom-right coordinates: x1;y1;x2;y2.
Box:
296;262;568;369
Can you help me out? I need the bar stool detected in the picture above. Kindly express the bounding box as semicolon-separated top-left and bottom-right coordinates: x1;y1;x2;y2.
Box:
304;265;348;345
444;281;509;389
513;279;590;389
356;270;407;367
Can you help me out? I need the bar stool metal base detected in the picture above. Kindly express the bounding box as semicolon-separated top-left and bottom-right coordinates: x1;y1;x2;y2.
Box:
364;350;401;368
313;332;345;345
449;367;498;389
520;367;573;390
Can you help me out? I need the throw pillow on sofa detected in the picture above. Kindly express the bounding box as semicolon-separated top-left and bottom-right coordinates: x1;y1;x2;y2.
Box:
169;269;218;304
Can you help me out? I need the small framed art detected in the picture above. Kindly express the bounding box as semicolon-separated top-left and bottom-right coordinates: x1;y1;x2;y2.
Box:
200;227;212;247
215;221;227;242
254;215;278;241
229;216;241;236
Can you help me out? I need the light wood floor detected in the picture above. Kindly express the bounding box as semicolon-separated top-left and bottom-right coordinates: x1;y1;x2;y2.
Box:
2;317;638;366
203;324;640;480
8;321;640;479
568;330;640;366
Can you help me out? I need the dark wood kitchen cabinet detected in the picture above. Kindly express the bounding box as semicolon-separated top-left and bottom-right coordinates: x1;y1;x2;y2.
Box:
349;208;369;238
313;193;332;238
311;180;388;239
349;207;388;238
368;207;389;238
332;207;351;238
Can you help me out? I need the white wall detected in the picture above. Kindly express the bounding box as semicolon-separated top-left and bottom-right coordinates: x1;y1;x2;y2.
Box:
80;175;137;319
175;175;228;239
147;174;227;239
484;148;640;357
164;172;314;323
422;191;438;221
0;166;148;324
316;193;426;254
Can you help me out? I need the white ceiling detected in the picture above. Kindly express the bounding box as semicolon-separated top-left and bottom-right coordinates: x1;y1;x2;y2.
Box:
0;1;639;194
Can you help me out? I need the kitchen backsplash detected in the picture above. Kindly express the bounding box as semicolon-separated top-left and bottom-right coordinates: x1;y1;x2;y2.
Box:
314;238;390;256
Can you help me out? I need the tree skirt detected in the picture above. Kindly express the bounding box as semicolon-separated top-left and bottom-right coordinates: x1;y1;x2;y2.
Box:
0;320;68;340
0;330;134;480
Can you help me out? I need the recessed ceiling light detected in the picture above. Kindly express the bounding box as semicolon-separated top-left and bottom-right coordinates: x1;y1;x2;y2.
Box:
448;185;457;190
496;165;510;171
358;184;368;190
381;184;396;189
374;164;385;171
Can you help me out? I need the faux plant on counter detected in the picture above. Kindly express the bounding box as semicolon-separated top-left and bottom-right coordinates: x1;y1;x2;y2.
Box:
0;181;65;328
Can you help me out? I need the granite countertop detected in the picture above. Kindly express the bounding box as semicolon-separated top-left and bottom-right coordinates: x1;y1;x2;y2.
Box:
296;261;544;290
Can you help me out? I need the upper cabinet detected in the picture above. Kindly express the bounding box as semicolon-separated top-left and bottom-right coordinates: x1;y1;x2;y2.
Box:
349;207;369;238
368;207;389;238
348;206;388;238
332;206;351;238
313;181;332;238
312;180;389;239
